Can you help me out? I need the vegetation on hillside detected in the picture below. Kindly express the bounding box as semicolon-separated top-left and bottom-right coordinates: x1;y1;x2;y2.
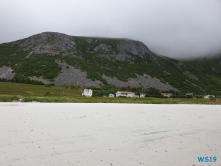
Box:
0;34;221;95
0;42;61;81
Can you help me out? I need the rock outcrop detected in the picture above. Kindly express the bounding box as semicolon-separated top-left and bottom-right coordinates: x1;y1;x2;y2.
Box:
54;61;103;87
19;32;157;60
117;40;155;59
0;66;15;79
102;74;176;90
19;32;76;56
95;53;133;62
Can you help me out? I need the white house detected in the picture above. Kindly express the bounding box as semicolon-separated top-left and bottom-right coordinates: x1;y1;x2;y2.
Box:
82;89;92;97
115;91;135;97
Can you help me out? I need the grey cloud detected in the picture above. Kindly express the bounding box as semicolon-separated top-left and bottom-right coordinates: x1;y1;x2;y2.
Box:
0;0;221;59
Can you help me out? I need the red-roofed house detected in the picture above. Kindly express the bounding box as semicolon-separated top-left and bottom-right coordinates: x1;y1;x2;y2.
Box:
115;91;135;97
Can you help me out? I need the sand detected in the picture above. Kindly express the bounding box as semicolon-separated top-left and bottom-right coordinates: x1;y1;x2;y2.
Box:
0;103;220;166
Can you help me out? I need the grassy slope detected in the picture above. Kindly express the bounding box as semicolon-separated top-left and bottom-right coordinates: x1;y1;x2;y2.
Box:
184;56;221;93
0;82;220;104
0;82;82;97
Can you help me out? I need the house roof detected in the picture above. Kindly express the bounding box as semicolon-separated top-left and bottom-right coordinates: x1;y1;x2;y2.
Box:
117;91;135;94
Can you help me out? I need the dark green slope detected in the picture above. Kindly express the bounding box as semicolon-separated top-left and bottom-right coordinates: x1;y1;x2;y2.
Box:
184;55;221;93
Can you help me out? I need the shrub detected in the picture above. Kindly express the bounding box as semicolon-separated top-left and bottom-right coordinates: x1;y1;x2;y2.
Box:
45;91;51;96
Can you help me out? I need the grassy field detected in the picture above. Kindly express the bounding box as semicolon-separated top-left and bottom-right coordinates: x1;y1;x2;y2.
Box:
0;82;82;97
0;82;220;104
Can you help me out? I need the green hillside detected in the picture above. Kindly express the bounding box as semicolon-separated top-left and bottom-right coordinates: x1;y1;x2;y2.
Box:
0;32;221;95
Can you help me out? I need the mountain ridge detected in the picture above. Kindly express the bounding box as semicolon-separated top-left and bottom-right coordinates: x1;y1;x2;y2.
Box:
0;32;221;94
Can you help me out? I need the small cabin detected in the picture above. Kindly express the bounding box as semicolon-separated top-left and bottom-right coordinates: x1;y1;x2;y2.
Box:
115;91;135;97
161;92;173;98
140;93;146;98
186;93;196;98
204;94;215;99
82;89;92;97
109;94;114;97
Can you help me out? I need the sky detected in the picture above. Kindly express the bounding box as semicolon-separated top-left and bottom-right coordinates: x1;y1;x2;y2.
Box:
1;0;221;59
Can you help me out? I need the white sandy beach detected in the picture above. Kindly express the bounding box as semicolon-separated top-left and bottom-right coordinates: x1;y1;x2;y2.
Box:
0;103;220;166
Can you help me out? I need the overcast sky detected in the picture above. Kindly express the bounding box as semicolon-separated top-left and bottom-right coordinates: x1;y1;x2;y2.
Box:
1;0;221;59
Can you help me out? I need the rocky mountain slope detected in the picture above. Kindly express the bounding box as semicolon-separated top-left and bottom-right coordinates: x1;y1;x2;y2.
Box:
0;32;221;94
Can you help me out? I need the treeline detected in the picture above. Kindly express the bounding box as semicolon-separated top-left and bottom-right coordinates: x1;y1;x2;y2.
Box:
0;76;44;85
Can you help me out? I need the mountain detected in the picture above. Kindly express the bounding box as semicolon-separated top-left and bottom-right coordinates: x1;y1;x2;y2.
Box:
0;32;221;94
